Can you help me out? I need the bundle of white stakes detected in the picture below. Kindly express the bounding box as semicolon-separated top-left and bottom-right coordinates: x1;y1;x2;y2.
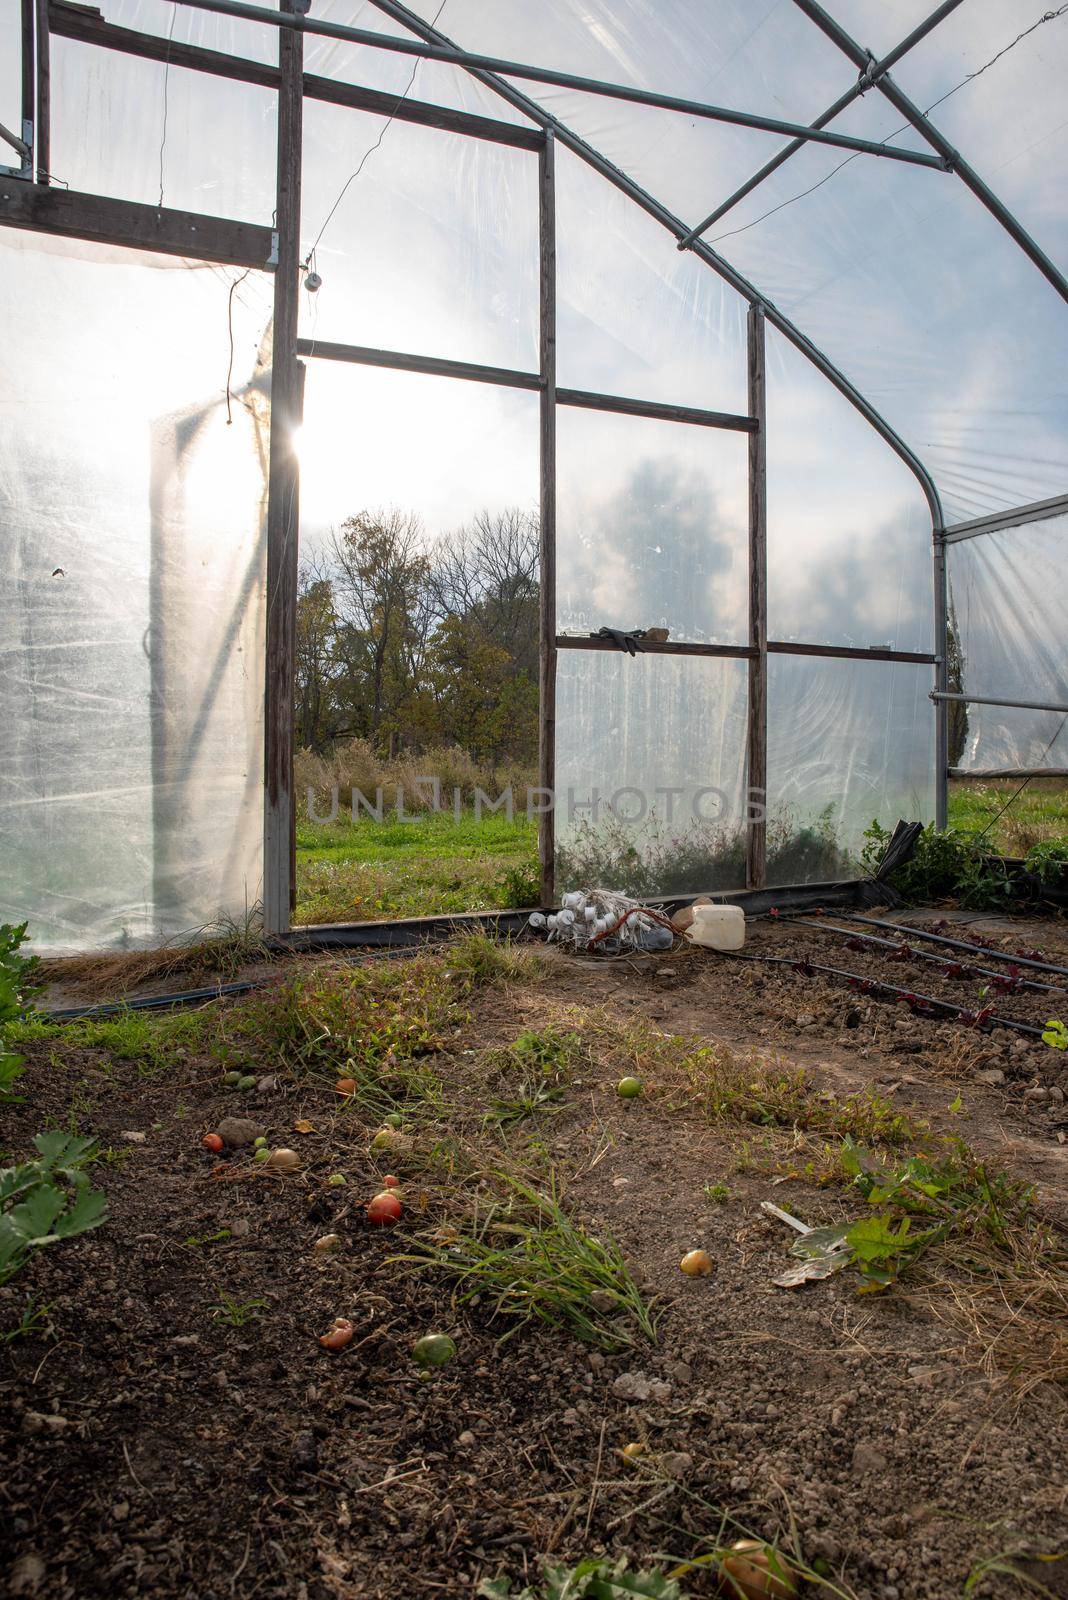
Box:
528;889;665;950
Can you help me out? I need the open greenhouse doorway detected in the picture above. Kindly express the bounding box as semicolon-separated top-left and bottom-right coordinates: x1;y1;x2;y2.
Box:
292;361;542;926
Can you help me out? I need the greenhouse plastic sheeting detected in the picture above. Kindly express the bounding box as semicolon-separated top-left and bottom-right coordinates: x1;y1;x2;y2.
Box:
948;517;1068;775
378;0;1068;526
556;407;747;646
766;656;935;884
554;651;749;896
0;233;270;952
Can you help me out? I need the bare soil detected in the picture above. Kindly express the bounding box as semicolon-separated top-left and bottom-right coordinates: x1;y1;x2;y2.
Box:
3;906;1067;1600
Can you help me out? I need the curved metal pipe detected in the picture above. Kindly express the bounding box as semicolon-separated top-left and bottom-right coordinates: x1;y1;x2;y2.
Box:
366;0;946;537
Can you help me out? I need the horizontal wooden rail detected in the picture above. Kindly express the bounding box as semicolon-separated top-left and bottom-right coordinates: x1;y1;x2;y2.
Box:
767;640;936;665
557;636;937;666
556;636;755;660
295;338;542;390
0;172;276;265
49;2;544;149
556;387;755;432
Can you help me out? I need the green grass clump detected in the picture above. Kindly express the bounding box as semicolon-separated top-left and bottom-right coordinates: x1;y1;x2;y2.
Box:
400;1172;657;1350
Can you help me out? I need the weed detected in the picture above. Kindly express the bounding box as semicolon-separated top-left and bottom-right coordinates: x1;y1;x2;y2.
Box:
862;819;1015;910
480;1558;683;1598
1023;840;1068;887
497;861;542;909
482;1028;582;1128
208;1290;266;1327
964;1549;1065;1596
704;1182;730;1204
0;1132;108;1286
36;907;271;998
1042;1019;1067;1050
399;1172;657;1350
1;1295;54;1345
184;1228;232;1249
444;930;546;991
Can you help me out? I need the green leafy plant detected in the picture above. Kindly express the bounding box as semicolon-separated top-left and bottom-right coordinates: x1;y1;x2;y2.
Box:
208;1290;266;1326
1023;840;1068;887
480;1558;684;1599
862;819;1017;909
1042;1019;1068;1050
0;922;42;1104
1;1295;54;1345
0;1132;108;1286
789;1138;1035;1291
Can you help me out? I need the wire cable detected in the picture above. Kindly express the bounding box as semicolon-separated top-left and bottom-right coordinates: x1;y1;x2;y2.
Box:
708;4;1068;246
302;0;448;268
157;2;178;208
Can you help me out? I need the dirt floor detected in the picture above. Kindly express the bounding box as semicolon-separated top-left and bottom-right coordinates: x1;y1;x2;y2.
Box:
2;906;1067;1600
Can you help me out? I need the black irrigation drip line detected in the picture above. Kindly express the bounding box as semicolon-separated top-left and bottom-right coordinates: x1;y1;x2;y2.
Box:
830;914;1068;979
718;949;1045;1037
47;977;268;1022
770;908;1068;979
789;918;1066;996
43;945;424;1022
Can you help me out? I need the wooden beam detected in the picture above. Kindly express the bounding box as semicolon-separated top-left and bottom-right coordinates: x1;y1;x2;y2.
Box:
34;0;50;182
538;133;557;907
0;173;277;265
766;640;937;665
555;636;935;666
20;0;35;177
556;636;755;661
48;3;544;149
557;387;756;433
746;305;767;891
295;337;541;390
262;0;303;936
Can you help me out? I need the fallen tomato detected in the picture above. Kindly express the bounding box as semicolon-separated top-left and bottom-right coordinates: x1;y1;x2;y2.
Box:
202;1132;224;1153
719;1540;797;1600
616;1077;643;1099
381;1174;401;1188
335;1077;356;1096
318;1317;354;1352
264;1148;301;1174
411;1333;456;1369
679;1249;713;1277
366;1191;403;1228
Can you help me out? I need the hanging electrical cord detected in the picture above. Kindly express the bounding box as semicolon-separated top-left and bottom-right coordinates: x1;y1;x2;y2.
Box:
301;0;449;276
225;266;253;424
709;4;1068;246
157;2;178;208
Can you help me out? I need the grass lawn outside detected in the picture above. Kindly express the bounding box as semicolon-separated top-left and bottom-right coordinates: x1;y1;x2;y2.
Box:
948;775;1068;856
295;809;539;924
294;778;1068;925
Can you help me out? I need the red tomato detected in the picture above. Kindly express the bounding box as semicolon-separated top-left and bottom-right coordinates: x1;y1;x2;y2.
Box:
366;1191;403;1227
202;1132;224;1153
381;1174;401;1188
319;1317;354;1351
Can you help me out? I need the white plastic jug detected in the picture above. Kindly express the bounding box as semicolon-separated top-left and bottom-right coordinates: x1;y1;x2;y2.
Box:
686;902;745;950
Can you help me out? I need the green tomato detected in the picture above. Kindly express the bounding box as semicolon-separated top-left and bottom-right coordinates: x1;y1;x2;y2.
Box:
253;1136;267;1149
238;1075;257;1091
411;1333;457;1370
253;1148;271;1163
383;1112;405;1129
326;1173;347;1187
616;1077;643;1099
223;1071;242;1087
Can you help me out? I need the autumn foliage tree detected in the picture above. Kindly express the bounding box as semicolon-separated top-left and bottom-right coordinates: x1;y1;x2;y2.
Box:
295;506;539;765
